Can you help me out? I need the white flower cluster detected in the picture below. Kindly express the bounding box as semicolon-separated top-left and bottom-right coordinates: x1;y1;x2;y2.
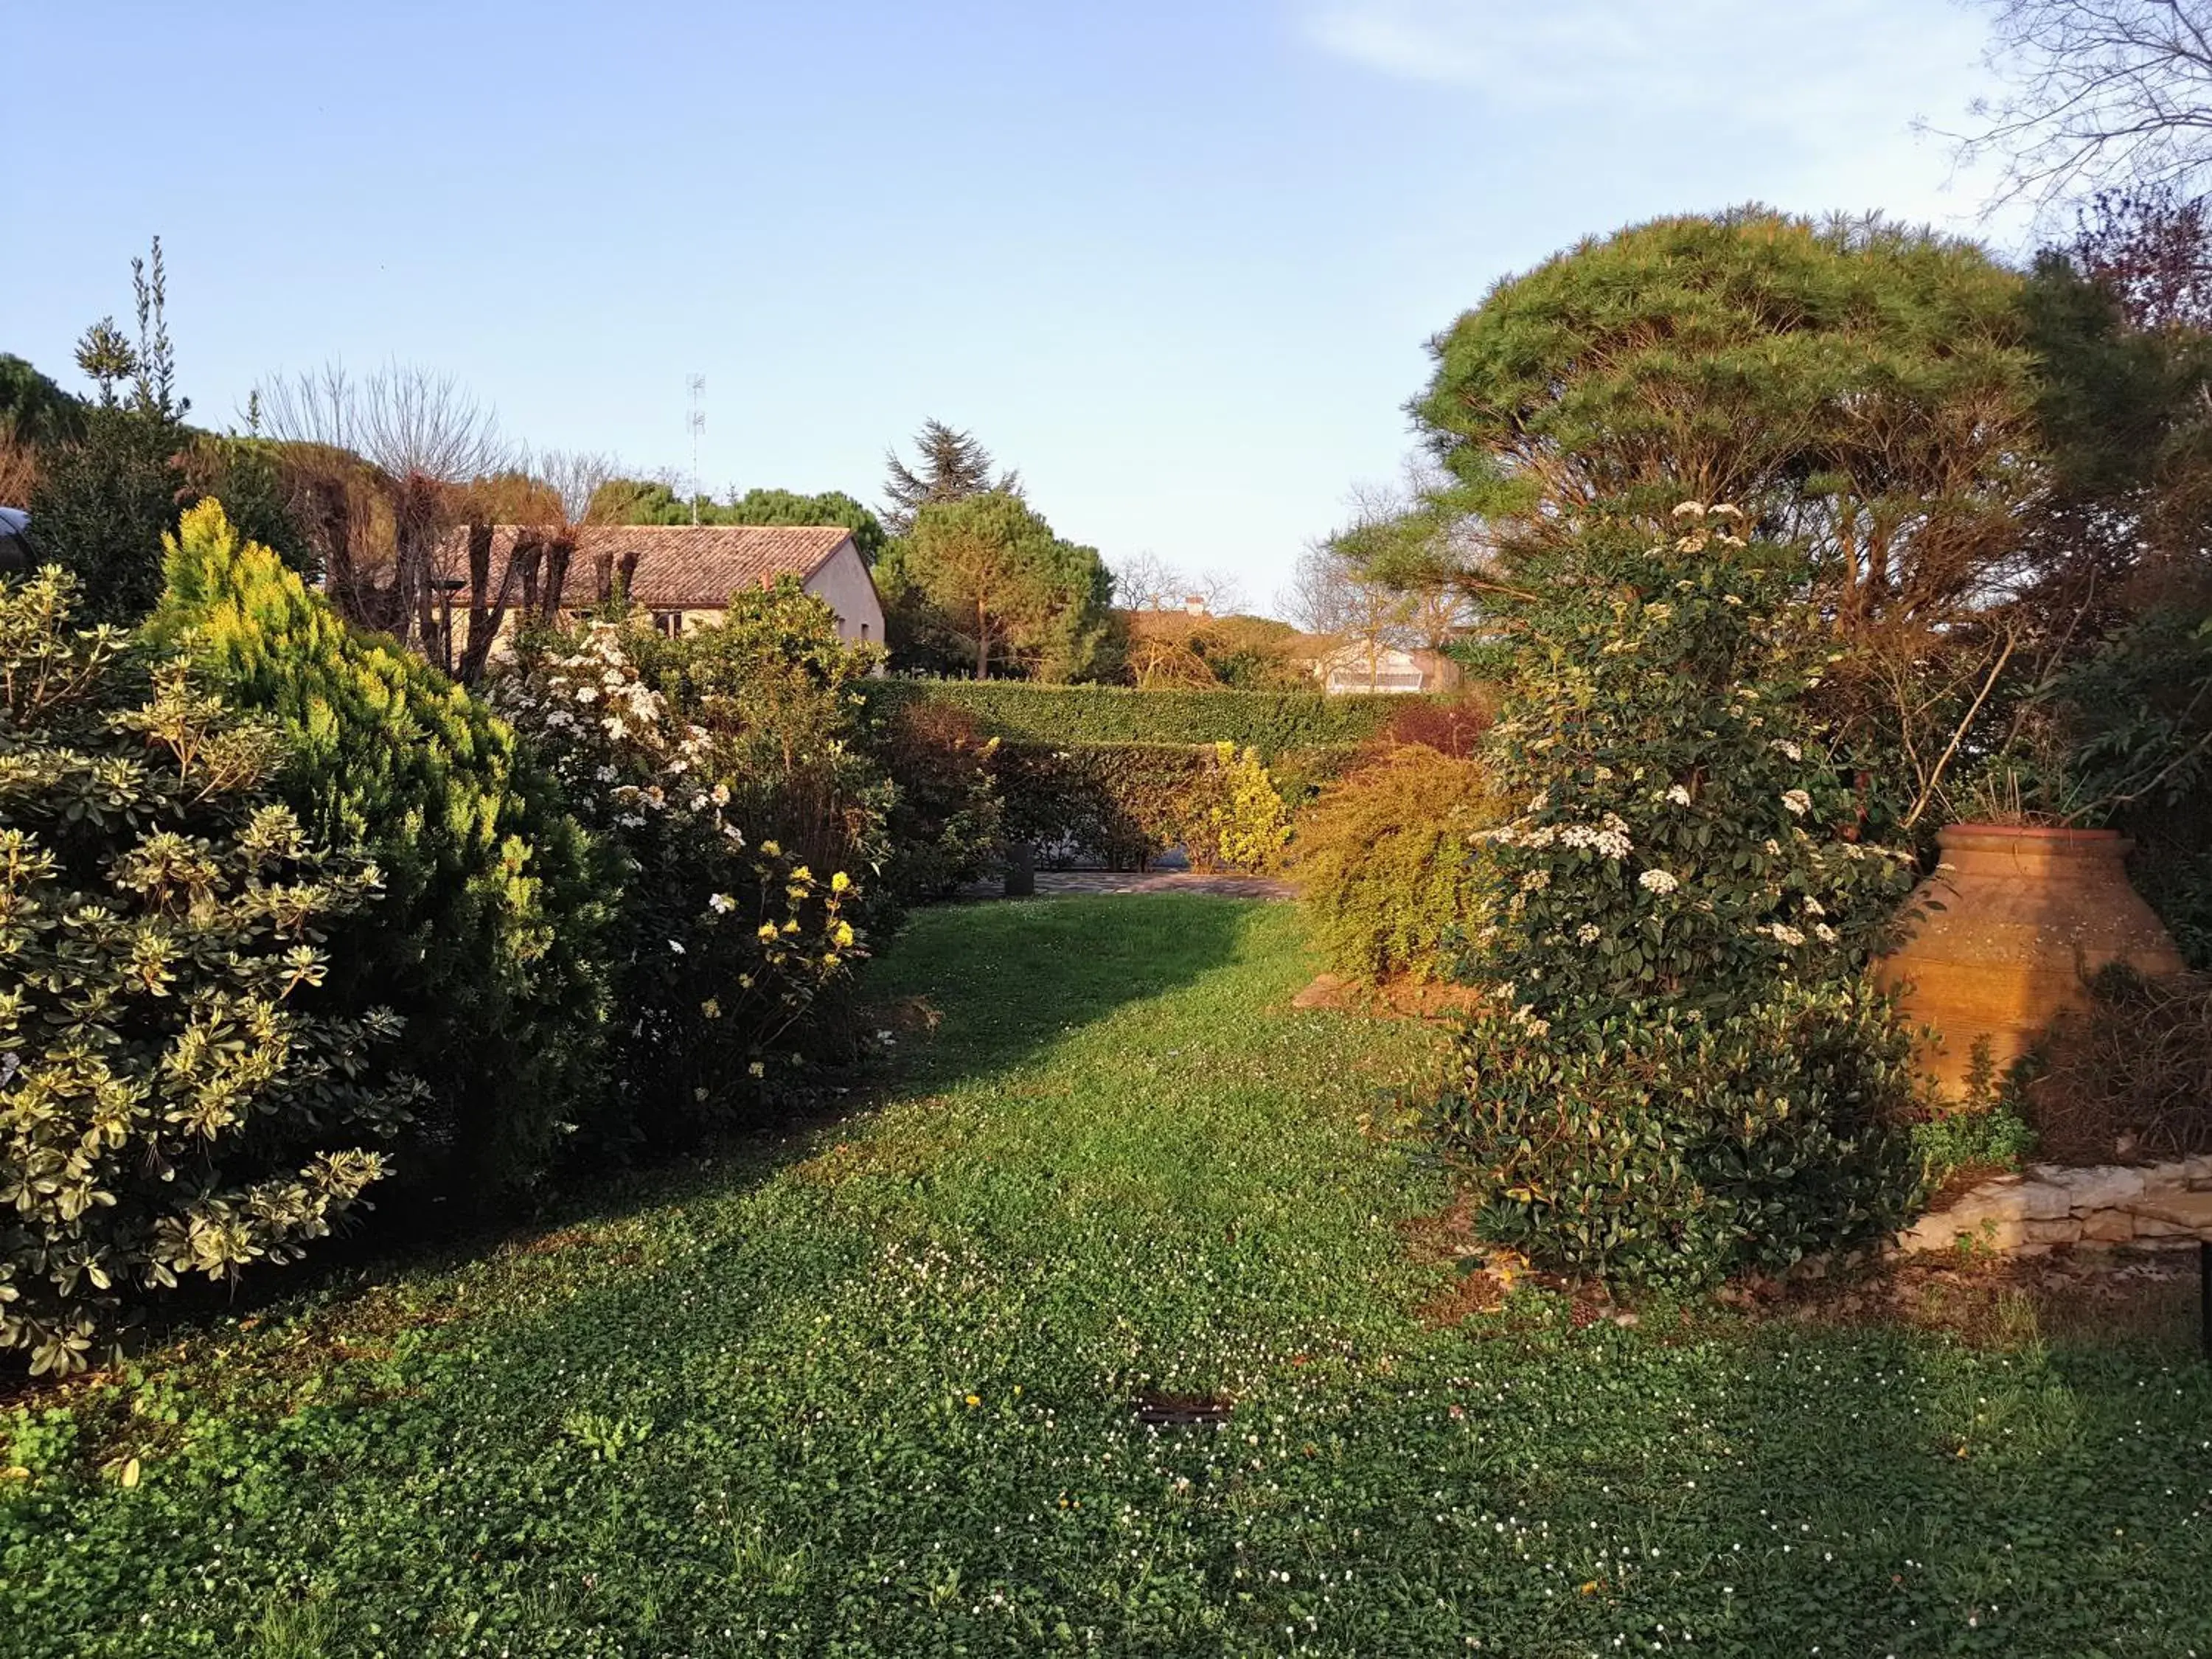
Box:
1638;868;1680;895
1761;922;1806;947
1663;784;1693;807
1780;789;1812;817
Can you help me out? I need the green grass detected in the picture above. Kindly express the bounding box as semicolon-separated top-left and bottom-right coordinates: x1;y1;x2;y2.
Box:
4;896;2211;1658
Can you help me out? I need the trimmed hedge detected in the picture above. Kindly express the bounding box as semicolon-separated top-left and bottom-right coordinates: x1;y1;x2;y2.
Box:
858;680;1425;759
997;742;1290;872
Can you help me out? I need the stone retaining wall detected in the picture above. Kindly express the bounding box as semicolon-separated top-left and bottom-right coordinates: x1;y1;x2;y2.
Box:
1896;1158;2212;1255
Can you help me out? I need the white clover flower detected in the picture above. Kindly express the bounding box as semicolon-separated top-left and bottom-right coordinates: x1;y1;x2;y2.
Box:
1665;784;1692;807
1638;869;1680;894
1781;789;1812;817
1576;923;1602;945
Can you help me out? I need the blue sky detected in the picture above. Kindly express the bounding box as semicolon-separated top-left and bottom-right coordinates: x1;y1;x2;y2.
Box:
3;1;2020;613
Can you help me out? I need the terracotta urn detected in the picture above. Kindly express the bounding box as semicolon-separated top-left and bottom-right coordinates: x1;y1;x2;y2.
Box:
1877;824;2186;1100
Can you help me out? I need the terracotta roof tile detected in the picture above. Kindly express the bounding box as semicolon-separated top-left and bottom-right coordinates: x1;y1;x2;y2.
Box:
433;524;854;609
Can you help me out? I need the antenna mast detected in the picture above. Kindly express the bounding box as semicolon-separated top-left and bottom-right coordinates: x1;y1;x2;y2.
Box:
686;374;707;526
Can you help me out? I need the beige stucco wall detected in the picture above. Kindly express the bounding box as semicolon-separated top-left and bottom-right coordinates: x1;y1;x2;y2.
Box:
801;542;886;648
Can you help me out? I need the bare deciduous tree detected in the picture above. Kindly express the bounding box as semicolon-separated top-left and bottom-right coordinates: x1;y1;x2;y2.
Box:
1960;0;2212;212
1110;551;1247;615
258;362;513;652
1282;542;1419;692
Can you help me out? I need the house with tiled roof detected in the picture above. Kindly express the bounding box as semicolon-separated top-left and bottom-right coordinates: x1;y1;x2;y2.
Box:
432;522;886;656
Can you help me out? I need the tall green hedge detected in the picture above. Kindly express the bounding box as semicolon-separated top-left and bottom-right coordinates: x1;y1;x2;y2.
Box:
858;681;1422;759
147;501;611;1203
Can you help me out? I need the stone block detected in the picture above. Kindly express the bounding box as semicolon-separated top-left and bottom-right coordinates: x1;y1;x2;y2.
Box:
2079;1209;2136;1243
2023;1217;2082;1245
2048;1166;2146;1212
2129;1189;2212;1235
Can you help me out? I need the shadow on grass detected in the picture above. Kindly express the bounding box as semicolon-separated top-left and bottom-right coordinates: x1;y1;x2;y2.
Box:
856;892;1267;1092
21;891;1267;1389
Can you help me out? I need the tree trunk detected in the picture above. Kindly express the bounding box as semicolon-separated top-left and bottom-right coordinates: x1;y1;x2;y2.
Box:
975;599;990;680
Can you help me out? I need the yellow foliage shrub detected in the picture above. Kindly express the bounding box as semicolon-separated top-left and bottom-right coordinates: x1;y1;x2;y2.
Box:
1292;744;1502;984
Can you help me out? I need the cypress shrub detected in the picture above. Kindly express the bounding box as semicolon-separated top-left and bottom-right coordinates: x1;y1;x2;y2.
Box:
1293;745;1503;984
146;501;609;1202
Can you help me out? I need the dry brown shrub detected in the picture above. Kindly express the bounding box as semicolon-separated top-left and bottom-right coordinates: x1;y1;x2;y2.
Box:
2027;967;2212;1163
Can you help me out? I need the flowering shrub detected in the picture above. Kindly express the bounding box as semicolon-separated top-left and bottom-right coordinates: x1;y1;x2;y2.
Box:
1435;505;1925;1286
626;579;894;897
497;622;862;1147
0;570;421;1373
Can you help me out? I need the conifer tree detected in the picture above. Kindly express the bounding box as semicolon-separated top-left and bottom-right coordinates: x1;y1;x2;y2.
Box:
148;501;611;1200
881;419;1018;535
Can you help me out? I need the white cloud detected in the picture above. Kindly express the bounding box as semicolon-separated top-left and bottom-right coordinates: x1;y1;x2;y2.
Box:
1301;0;2021;233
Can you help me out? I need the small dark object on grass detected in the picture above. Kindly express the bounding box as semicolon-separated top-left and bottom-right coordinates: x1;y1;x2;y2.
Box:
1133;1390;1234;1426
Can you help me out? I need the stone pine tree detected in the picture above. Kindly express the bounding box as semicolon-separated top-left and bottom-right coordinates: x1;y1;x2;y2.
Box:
881;419;1019;535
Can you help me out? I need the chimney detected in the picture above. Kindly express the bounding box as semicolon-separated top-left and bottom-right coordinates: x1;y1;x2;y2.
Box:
1183;594;1207;617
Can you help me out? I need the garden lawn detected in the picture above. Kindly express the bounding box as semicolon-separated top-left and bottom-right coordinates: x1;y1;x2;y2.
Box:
4;895;2211;1658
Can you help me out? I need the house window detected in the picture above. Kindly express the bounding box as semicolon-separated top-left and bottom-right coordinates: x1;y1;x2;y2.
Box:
651;611;683;638
859;622;869;641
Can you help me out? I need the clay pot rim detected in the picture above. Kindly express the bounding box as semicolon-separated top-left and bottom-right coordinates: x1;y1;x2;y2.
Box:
1938;821;2131;855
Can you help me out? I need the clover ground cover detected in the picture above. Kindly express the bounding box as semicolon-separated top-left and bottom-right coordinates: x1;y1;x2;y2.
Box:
4;897;2210;1656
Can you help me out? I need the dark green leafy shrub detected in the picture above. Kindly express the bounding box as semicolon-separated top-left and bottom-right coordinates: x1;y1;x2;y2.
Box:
147;501;607;1202
0;569;420;1375
496;621;865;1149
1455;987;1924;1288
862;699;1004;903
1293;744;1501;984
1434;506;1925;1286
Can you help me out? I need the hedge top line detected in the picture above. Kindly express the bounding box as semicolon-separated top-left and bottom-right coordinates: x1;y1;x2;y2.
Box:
858;678;1436;756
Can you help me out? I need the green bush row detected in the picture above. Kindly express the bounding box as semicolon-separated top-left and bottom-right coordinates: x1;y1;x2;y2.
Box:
858;680;1423;759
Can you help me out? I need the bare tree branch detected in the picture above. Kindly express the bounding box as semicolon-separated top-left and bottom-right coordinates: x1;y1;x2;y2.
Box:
1956;0;2212;215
